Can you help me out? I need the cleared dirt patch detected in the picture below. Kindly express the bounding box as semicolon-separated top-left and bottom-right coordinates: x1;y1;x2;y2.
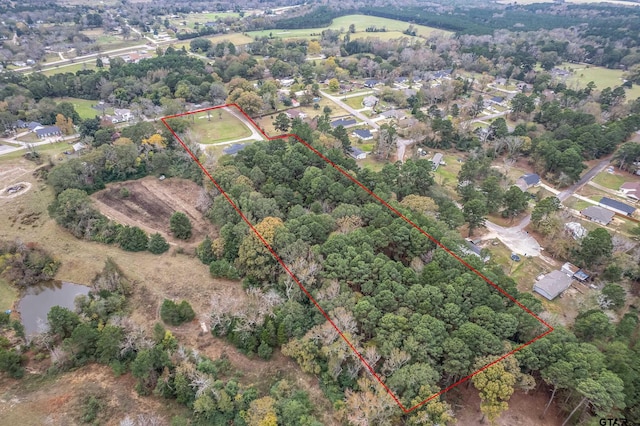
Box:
92;177;215;245
0;364;189;425
450;384;563;426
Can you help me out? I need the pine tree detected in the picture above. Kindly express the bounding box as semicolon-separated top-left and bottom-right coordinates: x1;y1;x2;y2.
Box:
148;233;170;254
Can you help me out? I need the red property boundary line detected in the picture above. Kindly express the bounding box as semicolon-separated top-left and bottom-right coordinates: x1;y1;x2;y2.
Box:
161;103;554;414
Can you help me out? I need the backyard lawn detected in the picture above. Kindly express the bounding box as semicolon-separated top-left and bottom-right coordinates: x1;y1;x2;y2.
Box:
188;109;253;144
344;95;366;109
592;171;627;190
55;97;102;120
41;61;98;76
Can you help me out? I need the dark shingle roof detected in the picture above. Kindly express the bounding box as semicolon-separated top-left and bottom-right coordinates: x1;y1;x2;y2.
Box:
599;197;636;215
353;129;372;139
521;173;540;186
35;126;61;137
331;118;357;128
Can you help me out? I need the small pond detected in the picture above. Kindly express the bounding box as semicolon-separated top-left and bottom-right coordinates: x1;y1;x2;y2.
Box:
17;281;90;339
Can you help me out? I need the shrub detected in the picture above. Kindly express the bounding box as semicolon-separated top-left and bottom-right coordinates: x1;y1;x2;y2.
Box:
116;226;149;252
160;299;195;326
170;212;192;240
148;233;170;254
0;348;25;378
209;260;239;280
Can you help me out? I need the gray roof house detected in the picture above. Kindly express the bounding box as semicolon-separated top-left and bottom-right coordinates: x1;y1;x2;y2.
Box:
364;79;381;88
362;96;379;108
352;129;373;140
331;118;357;128
581;206;615;225
380;110;406;120
35;125;62;139
431;153;444;170
598;197;636;216
533;270;573;300
349;147;367;160
28;121;43;131
516;173;540;191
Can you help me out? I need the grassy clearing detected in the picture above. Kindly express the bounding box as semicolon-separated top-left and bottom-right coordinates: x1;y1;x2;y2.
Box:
40;61;98;76
168;11;241;30
592;171;627;190
344;95;366;109
54;97;100;120
557;62;640;99
434;154;463;190
360;156;385;172
0;277;18;311
247;14;451;40
170;33;254;51
189;110;252;144
0;142;70;163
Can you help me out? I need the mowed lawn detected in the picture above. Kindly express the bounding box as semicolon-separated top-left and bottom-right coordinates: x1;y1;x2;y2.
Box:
247;14;452;40
55;97;101;120
189;109;252;144
168;11;241;30
592;171;627;190
41;61;98;76
559;62;640;99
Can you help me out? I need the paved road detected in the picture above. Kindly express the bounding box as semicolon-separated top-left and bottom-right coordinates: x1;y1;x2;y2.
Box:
319;90;379;130
556;158;611;202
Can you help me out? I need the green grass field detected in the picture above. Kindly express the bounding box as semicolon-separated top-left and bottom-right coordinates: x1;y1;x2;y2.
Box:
0;278;17;311
40;61;98;76
189;110;253;144
344;95;366;109
54;97;101;120
557;62;640;99
169;11;241;30
247;14;452;40
593;171;627;190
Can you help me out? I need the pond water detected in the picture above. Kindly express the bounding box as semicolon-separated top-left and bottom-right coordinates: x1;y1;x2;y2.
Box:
18;281;90;338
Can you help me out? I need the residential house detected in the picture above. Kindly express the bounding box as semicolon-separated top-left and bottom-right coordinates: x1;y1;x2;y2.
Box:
114;108;133;122
379;110;406;120
13;120;28;129
432;69;453;79
349;147;367;160
223;144;248;155
431;153;444;171
35;125;62;139
598;197;636;216
619;182;640;201
27;122;43;132
286;109;306;120
462;239;490;262
533;270;573;300
362;96;379;108
364;79;381;88
581;206;615;225
394;76;409;84
551;68;571;78
516;173;540;191
490;96;504;105
331;118;357;128
352;129;373;140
